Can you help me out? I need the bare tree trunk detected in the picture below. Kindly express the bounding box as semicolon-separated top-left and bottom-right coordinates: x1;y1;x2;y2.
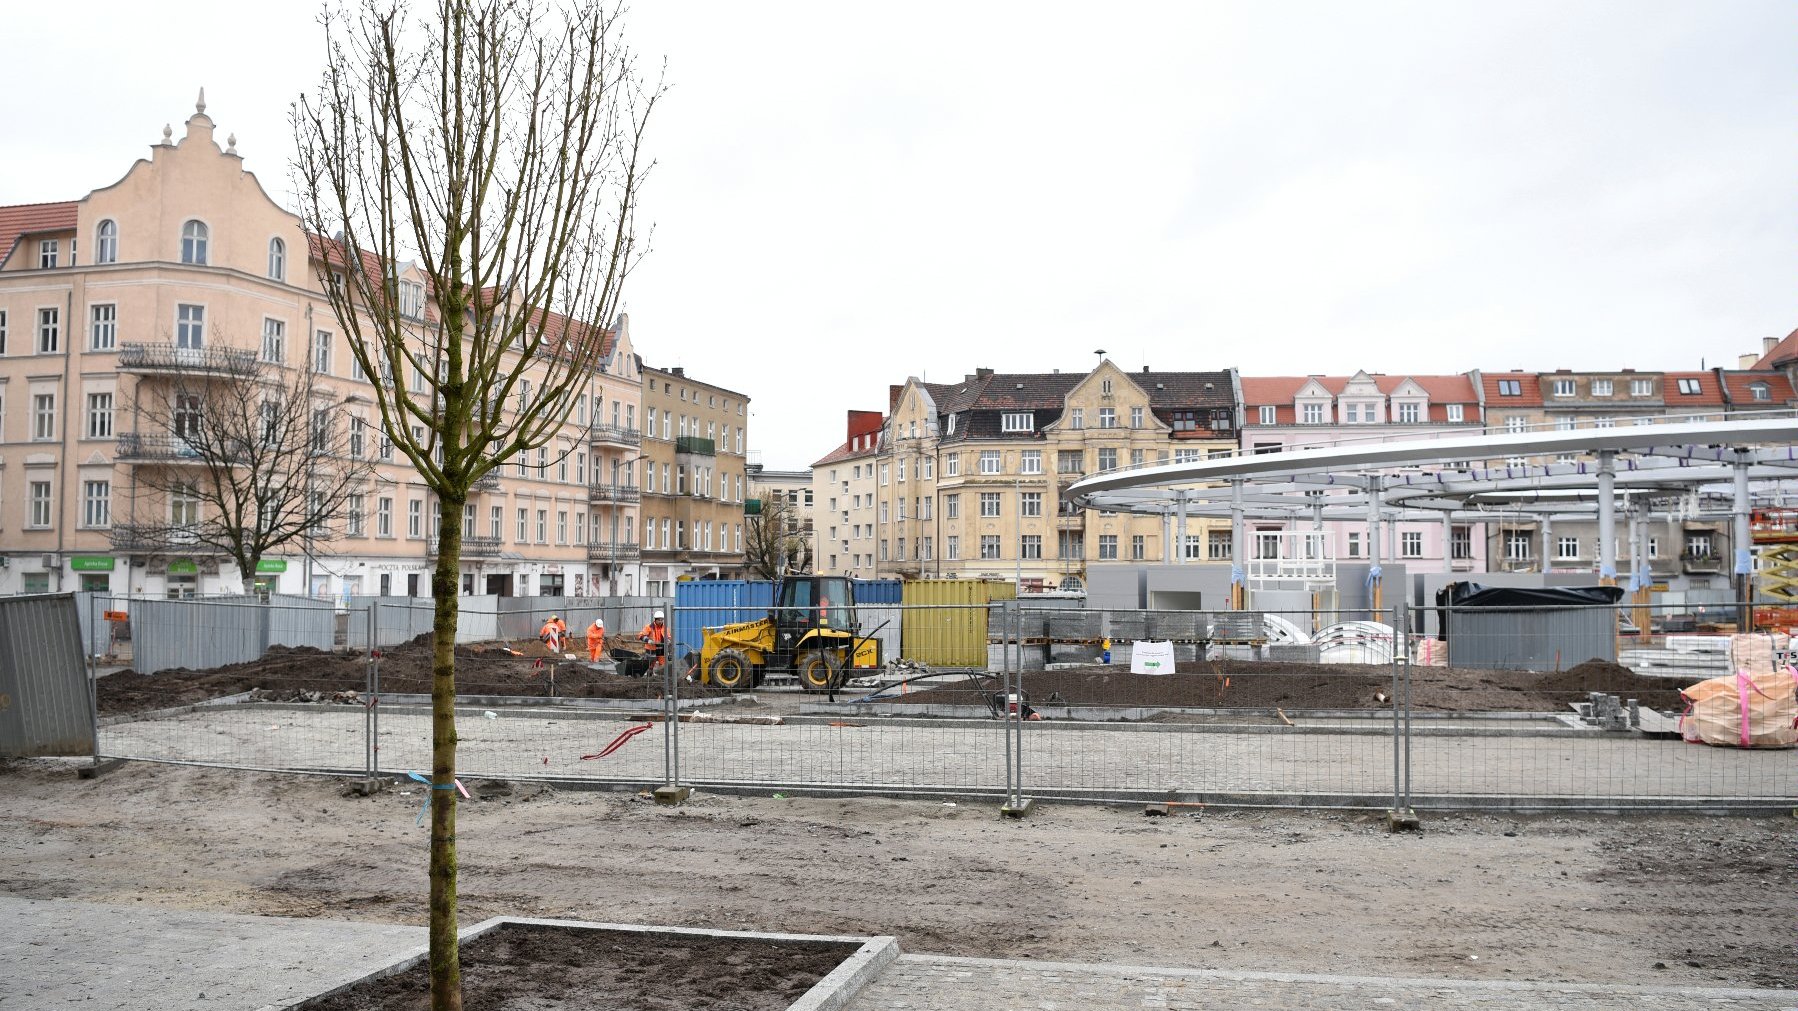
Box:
429;497;465;1007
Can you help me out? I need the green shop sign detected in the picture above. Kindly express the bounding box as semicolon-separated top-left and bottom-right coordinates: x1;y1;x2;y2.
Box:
255;559;289;573
69;556;115;572
167;559;199;574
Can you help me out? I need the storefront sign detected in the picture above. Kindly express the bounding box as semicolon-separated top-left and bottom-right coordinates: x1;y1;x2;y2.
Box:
69;556;115;571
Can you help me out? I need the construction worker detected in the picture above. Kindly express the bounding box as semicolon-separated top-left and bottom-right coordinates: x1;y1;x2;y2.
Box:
638;610;669;672
586;616;606;662
540;614;565;652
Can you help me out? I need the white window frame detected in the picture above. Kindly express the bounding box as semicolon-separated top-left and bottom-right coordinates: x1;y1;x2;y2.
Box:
1591;378;1613;396
82;480;110;528
89;303;117;351
1001;412;1032;433
94;220;118;264
979;450;1001;475
267;237;286;281
1446;404;1464;422
37;307;60;353
1258;405;1276;425
261;318;286;363
1301;402;1324;424
180;220;209;265
28;480;53;528
85;392;113;439
1552;378;1575;397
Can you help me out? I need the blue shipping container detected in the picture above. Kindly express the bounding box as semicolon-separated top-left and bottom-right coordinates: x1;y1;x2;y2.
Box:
852;579;903;605
671;580;775;659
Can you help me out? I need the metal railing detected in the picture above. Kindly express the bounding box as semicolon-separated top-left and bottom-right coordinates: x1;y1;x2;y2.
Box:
590;423;642;446
108;523;205;552
587;540;641;562
589;483;642;504
117;342;257;375
426;535;503;558
115;433;205;461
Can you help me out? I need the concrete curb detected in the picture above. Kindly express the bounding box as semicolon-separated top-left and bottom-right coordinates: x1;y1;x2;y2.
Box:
274;915;899;1010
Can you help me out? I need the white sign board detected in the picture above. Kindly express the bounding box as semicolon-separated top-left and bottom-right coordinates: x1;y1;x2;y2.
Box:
1130;639;1176;675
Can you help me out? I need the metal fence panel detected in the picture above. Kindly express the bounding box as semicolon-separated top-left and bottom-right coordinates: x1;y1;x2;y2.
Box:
0;594;93;758
120;597;265;674
1445;605;1616;670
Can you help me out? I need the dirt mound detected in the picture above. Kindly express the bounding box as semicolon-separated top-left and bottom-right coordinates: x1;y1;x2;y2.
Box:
98;638;721;716
870;658;1689;713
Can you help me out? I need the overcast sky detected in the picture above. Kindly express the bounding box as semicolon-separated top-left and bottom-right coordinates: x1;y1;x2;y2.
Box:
6;2;1795;468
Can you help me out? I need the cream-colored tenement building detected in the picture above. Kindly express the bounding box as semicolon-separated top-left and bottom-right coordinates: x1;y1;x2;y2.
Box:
871;361;1240;589
0;98;661;598
637;361;751;593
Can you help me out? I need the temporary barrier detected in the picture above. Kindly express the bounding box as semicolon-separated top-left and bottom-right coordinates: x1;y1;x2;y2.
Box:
899;579;1016;666
672;581;775;660
0;594;93;758
852;579;903;605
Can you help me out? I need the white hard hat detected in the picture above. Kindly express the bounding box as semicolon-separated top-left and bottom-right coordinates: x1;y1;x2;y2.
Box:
593;617;604;626
653;610;665;619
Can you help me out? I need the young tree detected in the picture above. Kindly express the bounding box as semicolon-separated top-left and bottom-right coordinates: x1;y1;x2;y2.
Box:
744;494;811;580
122;354;372;593
293;1;659;1006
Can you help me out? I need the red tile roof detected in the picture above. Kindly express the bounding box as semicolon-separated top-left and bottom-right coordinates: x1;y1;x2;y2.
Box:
1661;371;1726;408
0;200;79;268
1753;327;1798;370
1478;371;1543;407
1719;370;1797;406
1240;374;1479;424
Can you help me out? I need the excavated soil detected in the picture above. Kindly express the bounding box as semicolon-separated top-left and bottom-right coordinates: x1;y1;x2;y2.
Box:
97;634;727;716
873;659;1687;713
300;922;854;1010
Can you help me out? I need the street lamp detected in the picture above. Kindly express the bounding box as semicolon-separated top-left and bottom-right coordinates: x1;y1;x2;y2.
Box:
610;451;650;595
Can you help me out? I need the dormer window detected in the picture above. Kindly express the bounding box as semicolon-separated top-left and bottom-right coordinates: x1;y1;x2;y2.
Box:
1001;412;1032;433
268;237;286;281
398;280;426;319
1258;405;1276;425
1395;401;1420;423
1591;378;1613;396
95;220;118;264
1750;382;1771;401
1551;378;1575;397
180;220;209;265
1676;378;1701;395
1301;402;1324;424
38;239;59;269
1497;380;1522;396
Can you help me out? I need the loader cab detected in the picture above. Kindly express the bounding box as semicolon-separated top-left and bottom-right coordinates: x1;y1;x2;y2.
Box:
775;576;855;634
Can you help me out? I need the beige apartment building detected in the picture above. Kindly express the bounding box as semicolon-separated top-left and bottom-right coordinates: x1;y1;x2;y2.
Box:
0;98;640;598
637;361;749;592
745;459;813;571
810;410;884;578
876;361;1239;589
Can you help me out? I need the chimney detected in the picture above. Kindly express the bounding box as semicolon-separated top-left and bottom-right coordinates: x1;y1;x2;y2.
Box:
976;368;994;381
1141;365;1149;373
1739;354;1759;369
1766;336;1779;354
670;366;685;377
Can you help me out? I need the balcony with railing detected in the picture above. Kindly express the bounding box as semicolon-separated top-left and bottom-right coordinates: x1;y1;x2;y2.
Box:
1680;551;1722;573
109;523;207;552
428;535;503;558
470;472;502;492
587;540;642;562
118;342;257;376
675;435;715;457
590;423;642;447
589;483;642;504
115;433;206;461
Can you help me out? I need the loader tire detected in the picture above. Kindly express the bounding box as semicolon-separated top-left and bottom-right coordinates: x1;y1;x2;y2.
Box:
796;650;847;692
707;648;755;691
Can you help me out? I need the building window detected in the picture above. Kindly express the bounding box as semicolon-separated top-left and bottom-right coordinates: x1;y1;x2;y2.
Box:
979;492;1001;517
1504;416;1527;434
1094;447;1117;471
1400;530;1423;558
945;494;959;520
37;307;60;353
89;304;117;350
1593;416;1615;429
1346;532;1362;559
1501;530;1531;561
1630;378;1653;397
1020;534;1042;560
1591;378;1613;396
1450;525;1472;560
95;220;118;264
1174;448;1201;464
371;497;391;537
1019;491;1042;517
1396;402;1420;423
1206;530;1231;561
1131;534;1146;560
945;535;959;560
1100;378;1113;395
1020;450;1042;474
980;535;1001;560
975;450;998;475
261;318;286;363
38;239;59;269
180;220;209;265
1057;449;1083;474
1098;407;1116;429
1497;380;1522;396
1001;412;1032;432
1097;534;1118;560
1446;404;1464;422
1676;378;1701;395
0;308;7;353
405;499;423;538
1749;382;1771;401
82;480;110;528
1130;405;1144;429
1344;403;1360;423
398;280;426;319
1069;408;1084;430
346;494;365;536
1556;536;1579;559
85;392;113;439
1258;405;1276;425
169;483;200;528
1551;378;1575;397
1685;532;1714;558
265;237;286;280
32;393;56;440
176;304;205;349
536;509;548;542
28;481;53;527
1301;402;1324;424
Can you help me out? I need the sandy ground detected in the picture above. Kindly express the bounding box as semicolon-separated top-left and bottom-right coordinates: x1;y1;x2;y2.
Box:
0;758;1789;990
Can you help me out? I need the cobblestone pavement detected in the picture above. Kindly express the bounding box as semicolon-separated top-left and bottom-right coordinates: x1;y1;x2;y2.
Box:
100;704;1795;802
0;896;422;1010
844;955;1798;1011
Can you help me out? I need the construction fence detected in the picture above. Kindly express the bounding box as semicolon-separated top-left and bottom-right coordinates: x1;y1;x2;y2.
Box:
70;596;1798;812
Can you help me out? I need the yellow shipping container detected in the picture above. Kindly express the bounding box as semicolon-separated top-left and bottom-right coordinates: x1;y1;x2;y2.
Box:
899;579;1017;667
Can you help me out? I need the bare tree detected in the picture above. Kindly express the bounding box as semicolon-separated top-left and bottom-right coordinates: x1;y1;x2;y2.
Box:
293;1;658;1005
124;355;372;593
744;494;811;580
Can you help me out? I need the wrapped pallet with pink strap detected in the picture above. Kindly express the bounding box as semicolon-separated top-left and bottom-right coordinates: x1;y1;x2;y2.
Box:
1678;667;1798;748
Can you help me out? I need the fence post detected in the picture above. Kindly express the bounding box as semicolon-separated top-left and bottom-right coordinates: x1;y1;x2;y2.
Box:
655;609;688;805
1388;603;1418;830
86;594;102;771
1001;603;1033;817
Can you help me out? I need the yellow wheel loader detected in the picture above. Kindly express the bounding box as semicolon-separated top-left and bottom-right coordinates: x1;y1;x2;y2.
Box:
698;577;876;691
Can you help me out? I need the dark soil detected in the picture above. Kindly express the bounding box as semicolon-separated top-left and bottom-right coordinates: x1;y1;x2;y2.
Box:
299;922;856;1010
97;634;728;716
873;658;1688;713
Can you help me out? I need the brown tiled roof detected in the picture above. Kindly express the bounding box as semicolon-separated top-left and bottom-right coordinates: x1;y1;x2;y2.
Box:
1661;371;1726;408
1753;328;1798;370
0;200;79;268
1479;371;1543;407
811;439;877;467
1719;370;1797;406
1241;374;1478;424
